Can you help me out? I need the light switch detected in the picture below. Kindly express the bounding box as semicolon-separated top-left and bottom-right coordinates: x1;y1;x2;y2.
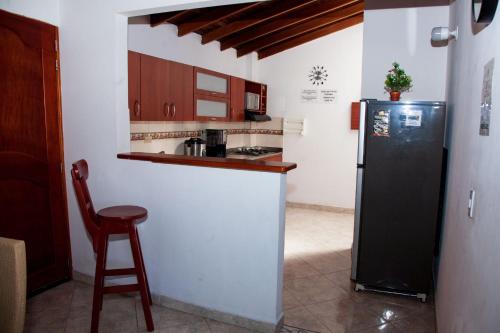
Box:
468;189;476;219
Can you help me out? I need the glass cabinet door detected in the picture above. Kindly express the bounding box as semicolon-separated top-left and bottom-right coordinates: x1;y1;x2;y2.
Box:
195;96;229;121
194;67;229;98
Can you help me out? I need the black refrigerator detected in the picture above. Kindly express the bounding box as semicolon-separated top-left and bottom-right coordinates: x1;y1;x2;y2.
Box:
351;100;446;302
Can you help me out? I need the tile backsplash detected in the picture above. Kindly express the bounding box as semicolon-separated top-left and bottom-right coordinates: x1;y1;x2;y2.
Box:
130;118;284;154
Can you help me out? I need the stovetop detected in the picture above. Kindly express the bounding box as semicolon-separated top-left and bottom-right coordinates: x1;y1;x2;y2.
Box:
228;146;282;156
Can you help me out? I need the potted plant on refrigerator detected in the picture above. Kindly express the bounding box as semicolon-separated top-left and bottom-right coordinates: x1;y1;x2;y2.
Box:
384;62;413;101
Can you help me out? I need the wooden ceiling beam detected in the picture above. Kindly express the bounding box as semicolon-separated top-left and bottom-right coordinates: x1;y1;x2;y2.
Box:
237;2;364;58
177;3;262;37
220;0;360;51
150;10;192;27
258;13;364;59
201;0;316;45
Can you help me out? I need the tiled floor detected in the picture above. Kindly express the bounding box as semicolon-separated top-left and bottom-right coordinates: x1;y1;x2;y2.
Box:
282;207;436;333
24;207;435;333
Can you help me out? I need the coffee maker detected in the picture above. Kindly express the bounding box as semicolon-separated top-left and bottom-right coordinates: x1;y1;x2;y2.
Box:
202;129;227;157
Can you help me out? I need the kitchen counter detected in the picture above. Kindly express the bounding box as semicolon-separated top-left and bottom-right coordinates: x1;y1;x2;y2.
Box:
117;152;296;173
115;152;290;329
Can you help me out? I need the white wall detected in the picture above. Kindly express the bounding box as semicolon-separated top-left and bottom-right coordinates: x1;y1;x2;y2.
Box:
361;6;449;101
436;1;500;332
128;17;255;79
258;24;364;209
0;0;60;25
5;0;286;326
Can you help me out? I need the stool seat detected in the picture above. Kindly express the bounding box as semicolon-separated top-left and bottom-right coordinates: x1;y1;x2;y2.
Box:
97;205;147;223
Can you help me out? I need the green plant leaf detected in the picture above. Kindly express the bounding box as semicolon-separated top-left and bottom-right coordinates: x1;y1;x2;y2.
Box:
384;62;413;93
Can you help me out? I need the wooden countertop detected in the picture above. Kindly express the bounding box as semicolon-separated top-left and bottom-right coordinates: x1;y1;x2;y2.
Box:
117;152;297;174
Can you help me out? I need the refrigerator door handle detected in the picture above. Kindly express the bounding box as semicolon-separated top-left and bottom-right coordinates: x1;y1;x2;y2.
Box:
351;167;364;280
357;101;367;165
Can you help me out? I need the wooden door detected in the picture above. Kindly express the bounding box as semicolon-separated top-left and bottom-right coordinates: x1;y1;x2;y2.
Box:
169;61;194;121
230;77;245;122
0;10;71;294
128;51;141;121
140;54;170;121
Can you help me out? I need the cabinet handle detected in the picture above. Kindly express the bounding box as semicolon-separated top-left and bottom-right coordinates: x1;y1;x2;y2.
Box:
172;103;176;118
163;102;170;117
134;101;140;117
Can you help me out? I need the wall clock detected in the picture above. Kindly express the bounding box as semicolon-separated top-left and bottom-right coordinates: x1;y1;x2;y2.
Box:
473;0;498;24
308;65;328;86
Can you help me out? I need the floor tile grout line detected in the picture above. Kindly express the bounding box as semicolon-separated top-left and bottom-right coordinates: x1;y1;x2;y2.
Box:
204;318;213;333
134;295;139;332
284;286;342;333
301;305;335;333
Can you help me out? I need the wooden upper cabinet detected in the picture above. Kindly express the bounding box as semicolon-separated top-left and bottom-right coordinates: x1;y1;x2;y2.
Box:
140;54;170;121
128;51;141;121
194;67;230;99
230;76;245;122
128;53;194;121
170;61;194;121
127;51;269;122
194;67;230;121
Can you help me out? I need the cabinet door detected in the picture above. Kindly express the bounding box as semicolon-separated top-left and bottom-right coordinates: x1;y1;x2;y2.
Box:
230;76;245;122
170;61;194;121
260;84;267;113
128;51;141;121
194;67;230;98
194;95;230;121
140;54;171;121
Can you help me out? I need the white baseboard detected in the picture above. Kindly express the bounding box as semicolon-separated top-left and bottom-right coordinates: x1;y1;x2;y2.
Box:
72;271;283;333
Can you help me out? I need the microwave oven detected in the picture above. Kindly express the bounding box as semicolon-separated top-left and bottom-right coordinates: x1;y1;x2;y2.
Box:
245;92;260;112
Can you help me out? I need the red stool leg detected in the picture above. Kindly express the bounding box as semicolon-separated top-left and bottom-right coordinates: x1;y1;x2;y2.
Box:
91;232;107;333
135;228;153;305
128;224;154;331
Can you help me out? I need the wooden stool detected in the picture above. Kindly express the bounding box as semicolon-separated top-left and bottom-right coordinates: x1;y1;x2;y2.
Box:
71;160;154;333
